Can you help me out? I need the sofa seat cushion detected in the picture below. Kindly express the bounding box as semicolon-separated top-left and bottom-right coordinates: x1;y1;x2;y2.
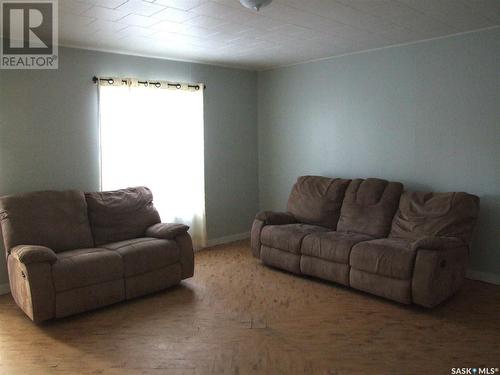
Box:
101;238;179;277
260;224;329;254
350;268;412;304
260;246;301;274
350;238;416;279
52;248;124;292
301;232;373;264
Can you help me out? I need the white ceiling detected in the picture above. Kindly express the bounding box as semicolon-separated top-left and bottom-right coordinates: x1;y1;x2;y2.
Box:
58;0;500;70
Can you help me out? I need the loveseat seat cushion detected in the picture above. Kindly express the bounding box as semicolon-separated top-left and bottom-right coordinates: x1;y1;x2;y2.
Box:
0;190;94;252
301;232;373;264
101;238;179;277
260;224;329;254
85;187;161;246
390;191;480;244
52;248;124;292
337;178;403;238
350;238;416;279
287;176;351;229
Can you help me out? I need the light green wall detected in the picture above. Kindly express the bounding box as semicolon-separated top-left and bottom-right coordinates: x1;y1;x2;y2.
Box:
258;28;500;278
0;47;259;285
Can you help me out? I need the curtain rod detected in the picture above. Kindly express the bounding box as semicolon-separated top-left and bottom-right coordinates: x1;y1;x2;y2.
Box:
92;76;206;90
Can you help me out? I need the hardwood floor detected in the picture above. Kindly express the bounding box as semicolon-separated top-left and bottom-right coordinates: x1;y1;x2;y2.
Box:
0;240;499;374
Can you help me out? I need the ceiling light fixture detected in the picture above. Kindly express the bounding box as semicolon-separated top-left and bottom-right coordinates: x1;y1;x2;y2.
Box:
239;0;272;11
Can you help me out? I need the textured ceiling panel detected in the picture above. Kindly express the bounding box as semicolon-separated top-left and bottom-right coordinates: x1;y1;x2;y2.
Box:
56;0;500;69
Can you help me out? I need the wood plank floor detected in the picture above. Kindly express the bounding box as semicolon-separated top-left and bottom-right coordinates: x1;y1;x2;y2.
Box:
0;240;499;374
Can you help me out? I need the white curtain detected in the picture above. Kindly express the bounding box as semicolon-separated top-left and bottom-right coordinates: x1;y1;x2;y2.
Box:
98;80;207;248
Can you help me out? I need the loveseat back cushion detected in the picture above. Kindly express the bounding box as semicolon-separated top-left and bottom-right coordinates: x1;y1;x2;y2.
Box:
0;190;94;253
85;186;161;246
287;176;351;229
390;191;479;244
337;178;404;238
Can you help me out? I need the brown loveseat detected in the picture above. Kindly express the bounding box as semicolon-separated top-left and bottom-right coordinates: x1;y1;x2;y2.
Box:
0;187;194;322
251;176;479;307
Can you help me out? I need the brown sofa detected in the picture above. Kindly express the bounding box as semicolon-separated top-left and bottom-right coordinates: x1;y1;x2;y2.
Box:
251;176;479;307
0;186;194;322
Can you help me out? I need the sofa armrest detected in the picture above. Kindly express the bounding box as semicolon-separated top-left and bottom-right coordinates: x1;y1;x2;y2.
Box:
146;223;190;240
411;236;466;251
251;211;295;259
255;211;296;225
10;245;58;265
410;236;469;307
412;245;469;308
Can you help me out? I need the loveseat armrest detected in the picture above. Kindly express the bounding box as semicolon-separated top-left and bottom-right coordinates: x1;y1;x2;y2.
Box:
255;211;296;225
411;236;466;251
145;223;190;240
10;245;58;265
8;246;57;322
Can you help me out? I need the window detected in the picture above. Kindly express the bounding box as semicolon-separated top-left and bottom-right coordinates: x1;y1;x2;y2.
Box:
98;79;206;248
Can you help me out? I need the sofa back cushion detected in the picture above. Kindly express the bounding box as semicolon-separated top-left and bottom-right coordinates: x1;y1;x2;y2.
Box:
390;191;479;244
85;186;161;245
287;176;351;229
0;190;94;253
337;178;403;237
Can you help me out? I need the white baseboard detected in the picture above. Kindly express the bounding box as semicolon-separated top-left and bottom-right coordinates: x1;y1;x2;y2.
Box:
0;283;10;295
205;232;250;248
466;270;500;286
